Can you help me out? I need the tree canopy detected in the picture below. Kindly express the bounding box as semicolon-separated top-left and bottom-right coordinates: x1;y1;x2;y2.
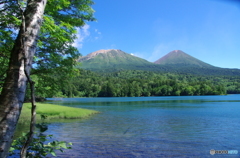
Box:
57;69;234;98
0;1;95;157
0;0;95;96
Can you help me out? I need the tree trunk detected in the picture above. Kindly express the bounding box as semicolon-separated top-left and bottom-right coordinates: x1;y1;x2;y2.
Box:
0;1;47;158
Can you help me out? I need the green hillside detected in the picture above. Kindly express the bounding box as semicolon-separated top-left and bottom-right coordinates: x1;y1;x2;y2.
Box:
78;49;240;76
154;50;213;68
153;50;240;76
78;49;158;72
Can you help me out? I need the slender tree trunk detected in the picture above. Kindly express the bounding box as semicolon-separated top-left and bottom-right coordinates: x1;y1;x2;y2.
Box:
0;1;47;158
20;76;36;158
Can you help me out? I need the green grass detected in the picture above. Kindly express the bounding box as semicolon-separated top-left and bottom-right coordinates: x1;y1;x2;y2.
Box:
18;103;99;124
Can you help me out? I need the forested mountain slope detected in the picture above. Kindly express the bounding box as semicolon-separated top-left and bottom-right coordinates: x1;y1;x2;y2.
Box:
154;50;213;68
78;49;158;72
78;49;240;76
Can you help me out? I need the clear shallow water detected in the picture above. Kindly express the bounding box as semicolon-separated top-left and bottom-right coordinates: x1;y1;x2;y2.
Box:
46;95;240;157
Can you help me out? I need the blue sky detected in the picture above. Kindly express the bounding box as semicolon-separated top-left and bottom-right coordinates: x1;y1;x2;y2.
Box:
74;0;240;69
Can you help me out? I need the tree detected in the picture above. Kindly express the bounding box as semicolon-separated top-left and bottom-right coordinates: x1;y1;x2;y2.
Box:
0;0;95;157
0;1;47;157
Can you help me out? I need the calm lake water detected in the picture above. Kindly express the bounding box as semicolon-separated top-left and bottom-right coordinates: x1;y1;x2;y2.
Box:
45;95;240;157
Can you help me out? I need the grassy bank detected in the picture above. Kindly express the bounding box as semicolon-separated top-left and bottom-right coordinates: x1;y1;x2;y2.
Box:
18;103;99;124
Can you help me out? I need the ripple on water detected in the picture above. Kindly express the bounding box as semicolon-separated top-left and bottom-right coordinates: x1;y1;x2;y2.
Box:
45;95;240;158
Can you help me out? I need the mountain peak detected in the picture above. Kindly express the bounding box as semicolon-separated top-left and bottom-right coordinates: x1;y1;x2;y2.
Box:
91;49;120;56
167;50;186;56
154;50;213;68
79;49;122;61
173;50;182;53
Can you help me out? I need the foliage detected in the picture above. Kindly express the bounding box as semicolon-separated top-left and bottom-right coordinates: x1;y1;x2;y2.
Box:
26;68;240;98
9;116;72;157
42;69;240;98
0;1;95;157
0;0;96;98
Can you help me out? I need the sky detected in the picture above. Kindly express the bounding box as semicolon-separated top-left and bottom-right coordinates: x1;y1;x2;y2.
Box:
74;0;240;69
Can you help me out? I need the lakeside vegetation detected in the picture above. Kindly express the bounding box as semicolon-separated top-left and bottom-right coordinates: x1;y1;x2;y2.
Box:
18;103;99;124
28;69;240;99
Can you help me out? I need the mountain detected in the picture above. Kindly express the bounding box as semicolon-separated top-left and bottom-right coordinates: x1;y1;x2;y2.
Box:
78;49;158;72
153;50;240;76
154;50;214;68
78;49;240;76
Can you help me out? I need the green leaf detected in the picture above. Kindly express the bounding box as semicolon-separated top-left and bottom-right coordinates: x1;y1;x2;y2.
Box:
50;151;56;156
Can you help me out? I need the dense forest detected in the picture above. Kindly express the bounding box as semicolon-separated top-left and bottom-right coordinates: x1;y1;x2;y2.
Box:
29;69;240;99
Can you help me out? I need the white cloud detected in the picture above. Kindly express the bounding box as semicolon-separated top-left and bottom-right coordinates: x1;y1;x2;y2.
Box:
95;29;101;34
131;52;143;58
147;44;172;62
73;24;90;49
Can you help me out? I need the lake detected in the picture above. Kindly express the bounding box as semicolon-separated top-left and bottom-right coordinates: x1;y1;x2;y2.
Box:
45;95;240;157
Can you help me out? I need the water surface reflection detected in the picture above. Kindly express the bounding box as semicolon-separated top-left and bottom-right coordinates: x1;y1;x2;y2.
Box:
45;95;240;157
